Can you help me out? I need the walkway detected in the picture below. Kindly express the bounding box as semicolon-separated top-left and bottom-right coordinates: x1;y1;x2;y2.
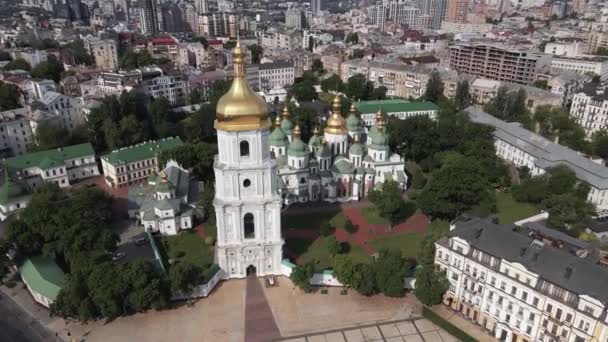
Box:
430;305;496;342
245;275;281;342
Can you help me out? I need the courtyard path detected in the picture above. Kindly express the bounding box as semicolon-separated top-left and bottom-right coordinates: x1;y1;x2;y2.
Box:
245;275;281;342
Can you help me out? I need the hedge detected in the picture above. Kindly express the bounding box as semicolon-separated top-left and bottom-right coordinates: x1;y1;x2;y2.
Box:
422;306;478;342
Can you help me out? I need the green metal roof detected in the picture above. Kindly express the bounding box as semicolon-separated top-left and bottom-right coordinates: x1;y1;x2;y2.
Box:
346;114;362;131
281;118;294;134
0;175;31;205
270;127;288;146
349;142;364;155
18;256;65;301
102;137;183;165
5;143;95;170
287;138;308;157
355;100;438;114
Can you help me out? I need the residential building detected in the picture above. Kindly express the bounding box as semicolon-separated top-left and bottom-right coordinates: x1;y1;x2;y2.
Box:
90;39;118;70
128;160;196;236
101;137;183;188
196;0;208;13
470;79;561;110
177;42;206;68
198;12;238;37
10;49;47;68
587;31;608;54
354;100;438;126
449;43;543;85
544;39;587;57
445;0;469;23
466;107;608;211
551;56;608;81
546;72;592;107
0;175;31;221
367;2;420;30
440;21;494;34
139;0;160;34
416;0;447;29
259;29;301;50
570;85;608;137
0;106;58;157
436;217;608;342
147;37;180;63
285;8;304;29
258;62;295;91
142;72;187;106
25;79;56;102
4;143;99;189
36;92;84;131
320;46;346;76
80;70;143;98
16;256;64;308
311;0;321;14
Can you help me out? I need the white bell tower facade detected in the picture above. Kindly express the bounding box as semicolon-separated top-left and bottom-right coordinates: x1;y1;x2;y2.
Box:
213;41;284;278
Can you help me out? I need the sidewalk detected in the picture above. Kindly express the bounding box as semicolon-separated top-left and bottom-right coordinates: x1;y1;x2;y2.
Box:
430;304;497;342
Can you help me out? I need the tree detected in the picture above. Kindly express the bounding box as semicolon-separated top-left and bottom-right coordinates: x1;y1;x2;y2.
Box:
148;96;182;138
312;59;324;73
33;121;71;150
533;79;548;89
3;58;31;71
368;180;413;225
351;263;376;295
307;36;314;52
122;260;170;312
345;74;373;100
0;239;10;282
158;142;217;180
188;88;203;104
542;193;593;236
418;155;495;219
454;80;471;110
373;249;407;297
332;255;355;285
596;47;608;56
345;32;359;44
180;104;216;143
224;41;237;49
592;131;608;159
208;80;231;106
290;261;314;292
414;266;448;305
169;261;202;303
290;79;318;101
248;44;263;64
119;50;156;70
31;57;65;82
326;236;340;257
369;86;387;100
319;220;332;236
0;50;11;61
320;75;344;92
423;71;444;102
343;219;357;234
0;82;21;111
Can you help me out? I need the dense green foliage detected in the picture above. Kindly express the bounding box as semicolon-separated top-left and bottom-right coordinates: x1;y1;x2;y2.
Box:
290;261;315;292
368;180;416;224
423;71;444;102
119;50;156;69
31;56;65;82
32;121;86;151
0;82;21;111
415;221;450;305
3;58;31;71
158;142;217;180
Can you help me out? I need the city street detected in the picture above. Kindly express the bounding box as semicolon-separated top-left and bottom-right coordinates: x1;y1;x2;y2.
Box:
0;290;59;342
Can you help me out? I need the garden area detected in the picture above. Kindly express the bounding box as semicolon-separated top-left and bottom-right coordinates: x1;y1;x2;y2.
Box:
161;231;214;270
495;191;539;224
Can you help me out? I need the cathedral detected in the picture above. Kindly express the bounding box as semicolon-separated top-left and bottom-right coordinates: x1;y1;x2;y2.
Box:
212;41;407;279
271;97;408;204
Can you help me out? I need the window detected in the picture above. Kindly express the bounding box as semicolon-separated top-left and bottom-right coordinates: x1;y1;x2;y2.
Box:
522;291;528;301
244;213;255;238
529;313;535;321
240;140;250;157
533;297;539;307
243;179;251;188
546;303;553;313
565;313;572;323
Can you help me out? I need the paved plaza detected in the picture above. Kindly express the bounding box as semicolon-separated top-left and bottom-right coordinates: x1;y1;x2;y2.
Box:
280;318;459;342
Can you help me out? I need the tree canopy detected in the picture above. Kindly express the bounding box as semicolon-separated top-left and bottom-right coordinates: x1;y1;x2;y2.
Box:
368;180;415;225
0;82;21;111
423;71;444;102
3;58;31;71
31;56;65;82
158;142;217;180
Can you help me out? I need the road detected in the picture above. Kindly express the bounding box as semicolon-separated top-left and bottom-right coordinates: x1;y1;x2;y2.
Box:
0;290;59;342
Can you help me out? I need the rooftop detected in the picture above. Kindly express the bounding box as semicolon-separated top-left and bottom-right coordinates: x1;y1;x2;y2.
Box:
5;143;95;171
355;100;438;114
17;256;65;301
466;107;608;189
102;137;183;165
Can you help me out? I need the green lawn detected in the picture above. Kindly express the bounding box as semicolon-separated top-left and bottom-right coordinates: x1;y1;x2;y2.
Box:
282;210;346;230
164;231;214;270
496;192;538;224
204;222;217;239
368;232;424;260
286;236;371;271
361;207;389;225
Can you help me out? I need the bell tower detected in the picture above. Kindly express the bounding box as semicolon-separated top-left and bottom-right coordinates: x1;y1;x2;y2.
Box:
213;41;284;278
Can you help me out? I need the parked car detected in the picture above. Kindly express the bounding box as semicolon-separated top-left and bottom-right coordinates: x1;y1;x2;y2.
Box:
134;237;148;246
112;252;126;262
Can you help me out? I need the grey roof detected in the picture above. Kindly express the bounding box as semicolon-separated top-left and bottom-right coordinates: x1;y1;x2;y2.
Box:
259;61;293;70
446;218;608;304
466;107;608;189
522;221;590;252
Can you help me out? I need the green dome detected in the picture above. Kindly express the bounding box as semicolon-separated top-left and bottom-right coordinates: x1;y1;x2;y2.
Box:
346;114;362;131
281;118;294;135
287;138;308;157
349;142;364;155
270;127;288;146
0;176;30;205
371;130;388;146
315;143;331;158
308;134;322;147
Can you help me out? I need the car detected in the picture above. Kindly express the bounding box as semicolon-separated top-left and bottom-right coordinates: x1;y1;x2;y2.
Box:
134;237;148;246
111;252;126;262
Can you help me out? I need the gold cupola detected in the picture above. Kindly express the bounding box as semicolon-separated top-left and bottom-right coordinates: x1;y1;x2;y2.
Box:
215;40;270;132
324;96;347;135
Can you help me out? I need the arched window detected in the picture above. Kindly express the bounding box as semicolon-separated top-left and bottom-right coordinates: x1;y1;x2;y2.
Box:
244;213;255;238
240;140;250;157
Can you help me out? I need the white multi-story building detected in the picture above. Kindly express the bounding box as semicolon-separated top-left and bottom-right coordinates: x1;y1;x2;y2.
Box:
4;143;99;189
544;40;587;58
258;61;295;91
213;43;283;278
36;91;84;131
0;106;58;157
142;73;187;106
10;49;47;68
89;39;118;71
259;29;301;50
570;85;608;137
467;107;608;211
551;56;608;81
101;137;183;188
436;217;608;342
24;79;56;102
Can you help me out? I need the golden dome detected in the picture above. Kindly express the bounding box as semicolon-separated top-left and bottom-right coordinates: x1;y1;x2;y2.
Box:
375;108;385;130
349;103;358;115
324;96;347;135
274;115;282;127
215;40;270;132
282;105;291;119
293;124;301;138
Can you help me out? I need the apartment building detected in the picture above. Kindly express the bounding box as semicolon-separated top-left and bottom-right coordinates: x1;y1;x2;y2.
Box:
449;43;543;85
10;49;47;68
177;42;206;68
4;143;99;189
25;79;56;101
89;39;118;70
466;107;608;211
320;46;346;76
445;0;469;23
80;70;143;97
547;72;592;107
258;61;294;91
0;107;57;157
551;56;608;81
570;85;608;137
470;79;561;110
587;31;608;54
367;2;420;30
436;217;608;342
142;72;187;106
198;12;237;37
36;92;84;131
101;137;183;188
259;29;301;50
